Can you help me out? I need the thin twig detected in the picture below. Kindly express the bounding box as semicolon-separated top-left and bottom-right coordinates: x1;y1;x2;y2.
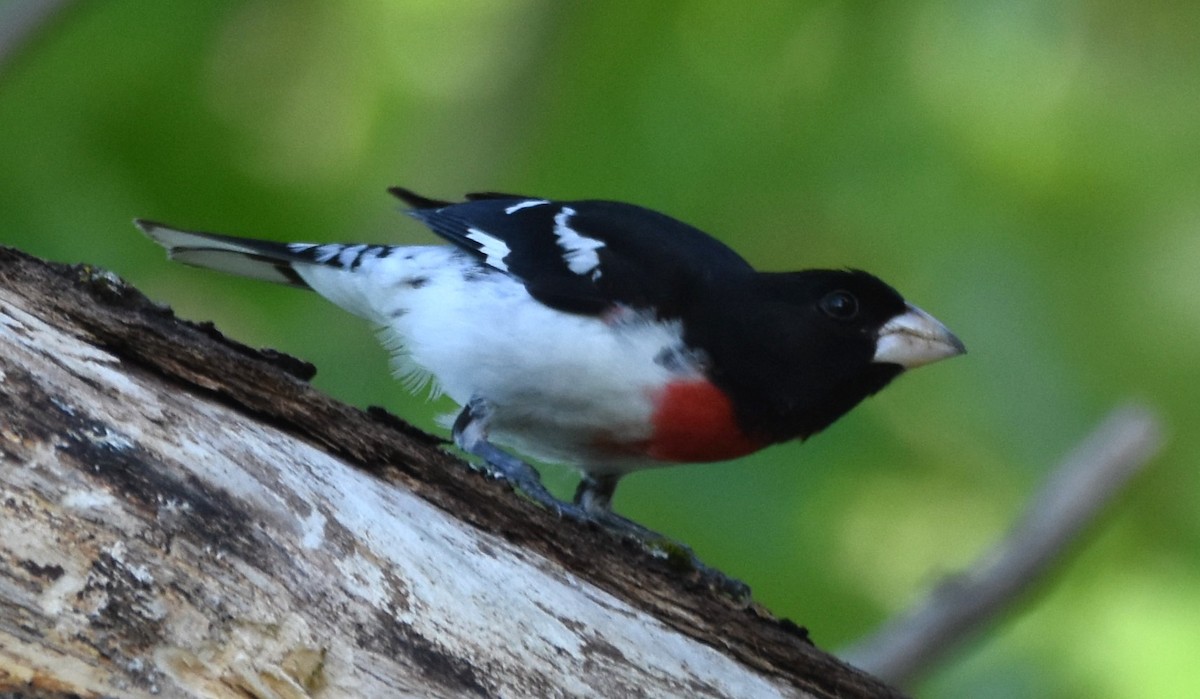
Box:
0;0;75;77
840;404;1164;687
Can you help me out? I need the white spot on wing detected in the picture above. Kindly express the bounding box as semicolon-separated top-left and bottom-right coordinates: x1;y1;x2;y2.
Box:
554;206;605;277
504;199;550;215
466;227;511;272
288;243;317;253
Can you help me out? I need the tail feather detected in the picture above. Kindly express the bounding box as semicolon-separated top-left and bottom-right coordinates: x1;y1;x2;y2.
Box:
135;219;314;288
134;218;442;324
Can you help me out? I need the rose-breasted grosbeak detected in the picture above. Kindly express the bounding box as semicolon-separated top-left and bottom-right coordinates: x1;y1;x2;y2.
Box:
137;188;964;521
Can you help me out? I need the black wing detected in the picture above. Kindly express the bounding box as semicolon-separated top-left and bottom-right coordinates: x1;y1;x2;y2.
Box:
389;188;755;317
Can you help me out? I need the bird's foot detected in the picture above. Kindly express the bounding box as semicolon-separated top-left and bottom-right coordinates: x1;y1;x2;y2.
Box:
452;399;750;602
451;398;586;519
458;437;587;519
572;474;751;599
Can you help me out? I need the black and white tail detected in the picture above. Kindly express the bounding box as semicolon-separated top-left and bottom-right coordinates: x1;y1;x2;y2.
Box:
135;219;399;289
134;219;461;327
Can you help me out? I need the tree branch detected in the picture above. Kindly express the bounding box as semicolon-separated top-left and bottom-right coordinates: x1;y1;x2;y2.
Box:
0;0;75;77
0;245;902;697
842;404;1164;686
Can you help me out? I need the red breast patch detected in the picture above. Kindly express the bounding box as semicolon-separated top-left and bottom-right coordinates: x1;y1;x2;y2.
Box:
645;380;764;462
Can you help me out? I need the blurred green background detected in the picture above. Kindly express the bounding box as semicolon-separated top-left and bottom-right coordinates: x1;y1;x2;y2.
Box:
2;1;1196;696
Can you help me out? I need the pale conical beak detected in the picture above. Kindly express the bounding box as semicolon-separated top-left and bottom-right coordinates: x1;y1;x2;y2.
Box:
873;304;966;369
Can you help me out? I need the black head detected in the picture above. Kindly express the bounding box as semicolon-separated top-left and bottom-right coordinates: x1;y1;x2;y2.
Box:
759;269;910;361
689;269;962;443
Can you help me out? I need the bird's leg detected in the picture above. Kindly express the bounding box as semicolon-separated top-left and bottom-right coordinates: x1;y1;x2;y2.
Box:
452;397;586;519
453;399;750;600
575;475;670;541
574;473;751;601
575;473;664;538
574;473;621;515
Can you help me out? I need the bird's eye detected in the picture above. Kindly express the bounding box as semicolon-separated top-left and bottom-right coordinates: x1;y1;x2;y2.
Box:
819;290;859;320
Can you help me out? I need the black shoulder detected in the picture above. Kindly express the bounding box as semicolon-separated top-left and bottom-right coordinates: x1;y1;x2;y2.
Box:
389;189;754;317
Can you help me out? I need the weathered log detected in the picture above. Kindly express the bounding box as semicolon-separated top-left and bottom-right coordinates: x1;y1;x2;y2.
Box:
0;246;902;698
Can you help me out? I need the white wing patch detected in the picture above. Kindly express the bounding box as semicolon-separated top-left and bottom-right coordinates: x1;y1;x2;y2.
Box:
466;227;511;272
554;207;605;279
504;199;550;215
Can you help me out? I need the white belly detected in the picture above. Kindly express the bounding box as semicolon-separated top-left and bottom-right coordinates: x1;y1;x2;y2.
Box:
294;247;698;469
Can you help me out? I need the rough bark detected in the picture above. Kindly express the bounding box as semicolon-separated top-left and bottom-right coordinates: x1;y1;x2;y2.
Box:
0;246;902;698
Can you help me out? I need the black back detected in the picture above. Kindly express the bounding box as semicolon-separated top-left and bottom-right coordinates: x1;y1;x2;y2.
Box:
392;188;754;317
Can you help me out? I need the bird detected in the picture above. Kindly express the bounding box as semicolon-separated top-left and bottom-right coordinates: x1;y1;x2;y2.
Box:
136;188;965;523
